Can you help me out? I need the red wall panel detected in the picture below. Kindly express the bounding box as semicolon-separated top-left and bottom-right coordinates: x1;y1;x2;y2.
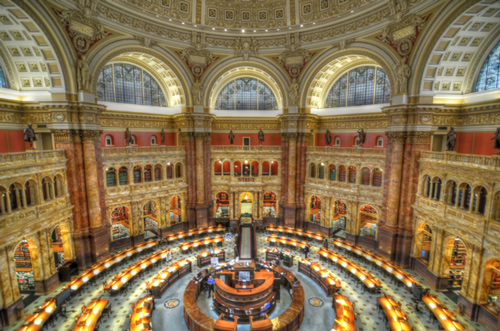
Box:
8;131;25;152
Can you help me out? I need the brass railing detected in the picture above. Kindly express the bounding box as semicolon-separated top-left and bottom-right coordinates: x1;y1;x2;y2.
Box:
419;151;500;170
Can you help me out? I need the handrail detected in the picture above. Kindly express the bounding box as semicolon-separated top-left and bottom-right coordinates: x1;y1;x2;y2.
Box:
307;147;386;157
102;146;186;157
419;151;500;170
0;150;66;165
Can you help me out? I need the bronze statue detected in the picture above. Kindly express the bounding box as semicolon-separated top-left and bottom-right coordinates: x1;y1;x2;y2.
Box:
446;127;456;152
125;128;134;146
325;129;332;146
161;129;165;145
23;123;37;150
492;127;500;155
229;130;235;145
258;129;264;144
357;128;366;146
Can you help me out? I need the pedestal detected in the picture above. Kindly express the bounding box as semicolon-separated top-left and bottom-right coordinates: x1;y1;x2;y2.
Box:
34;272;60;295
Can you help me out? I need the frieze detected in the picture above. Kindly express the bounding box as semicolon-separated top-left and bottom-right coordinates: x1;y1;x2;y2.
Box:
318;114;388;130
212;119;280;131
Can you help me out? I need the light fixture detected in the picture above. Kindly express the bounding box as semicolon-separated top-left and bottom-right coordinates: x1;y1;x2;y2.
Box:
242;29;245;33
224;28;227;32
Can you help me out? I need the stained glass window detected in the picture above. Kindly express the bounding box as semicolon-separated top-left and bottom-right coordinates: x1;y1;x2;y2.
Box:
475;41;500;92
215;78;278;110
325;66;390;108
0;67;7;88
97;63;167;106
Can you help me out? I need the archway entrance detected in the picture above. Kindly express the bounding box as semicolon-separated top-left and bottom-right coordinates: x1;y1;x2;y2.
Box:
239;192;253;221
170;196;182;224
443;238;467;291
332;200;346;235
111;206;131;241
14;240;35;293
143;201;159;239
359;205;378;239
215;192;230;218
309;196;321;223
51;226;65;269
263;192;277;217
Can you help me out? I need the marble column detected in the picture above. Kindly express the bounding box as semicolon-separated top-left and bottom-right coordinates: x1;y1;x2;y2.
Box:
184;133;197;228
282;134;297;227
194;133;209;228
81;130;110;263
34;230;59;295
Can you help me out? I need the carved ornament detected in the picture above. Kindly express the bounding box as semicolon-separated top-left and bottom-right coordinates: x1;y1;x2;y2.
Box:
274;44;315;79
234;37;259;61
177;40;218;79
386;131;407;143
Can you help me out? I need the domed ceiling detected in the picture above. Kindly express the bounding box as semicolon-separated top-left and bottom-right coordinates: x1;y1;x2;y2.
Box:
106;0;396;34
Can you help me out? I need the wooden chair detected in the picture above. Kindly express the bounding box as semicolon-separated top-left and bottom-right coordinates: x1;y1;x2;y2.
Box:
250;313;273;331
214;313;238;331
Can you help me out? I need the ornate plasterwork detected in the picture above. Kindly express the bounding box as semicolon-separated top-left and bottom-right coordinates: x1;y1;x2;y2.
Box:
55;8;110;58
100;111;175;129
212;118;280;131
234;37;259;61
177;34;218;80
274;39;315;79
318;113;388;130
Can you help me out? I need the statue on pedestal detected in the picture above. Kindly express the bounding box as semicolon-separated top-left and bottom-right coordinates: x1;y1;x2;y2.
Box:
125;128;134;146
325;129;332;146
492;127;500;155
229;130;235;145
161;129;165;145
446;127;456;152
23;123;37;150
258;129;265;144
357;128;366;147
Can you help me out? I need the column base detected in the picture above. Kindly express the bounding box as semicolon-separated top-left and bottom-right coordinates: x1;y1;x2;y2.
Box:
458;293;480;320
304;222;331;237
34;272;60;296
0;297;23;327
89;227;110;264
476;304;500;331
344;233;377;251
395;231;413;268
131;234;145;246
410;257;449;291
281;205;297;228
110;237;132;252
376;227;397;261
72;230;93;270
195;205;209;228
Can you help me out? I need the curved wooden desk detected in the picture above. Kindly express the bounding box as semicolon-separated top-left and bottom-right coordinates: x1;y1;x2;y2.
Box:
184;262;305;331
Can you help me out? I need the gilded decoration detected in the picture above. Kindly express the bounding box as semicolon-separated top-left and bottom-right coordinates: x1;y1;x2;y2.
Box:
274;34;315;78
212;118;280;131
234;37;259;61
318;114;388;130
178;34;218;79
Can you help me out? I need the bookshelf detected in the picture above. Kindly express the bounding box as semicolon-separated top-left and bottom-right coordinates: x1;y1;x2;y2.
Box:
14;240;35;292
448;239;466;290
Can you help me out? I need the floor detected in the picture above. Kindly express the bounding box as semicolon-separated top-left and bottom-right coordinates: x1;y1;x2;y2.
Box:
5;232;486;331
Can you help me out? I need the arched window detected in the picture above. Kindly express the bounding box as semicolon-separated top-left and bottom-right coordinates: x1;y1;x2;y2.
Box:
329;165;336;181
251;161;259;176
472;187;488;215
24;180;36;207
309;163;317;178
97;63;167;106
431;177;442;201
42;178;52;201
242;160;251;177
105;135;113;146
154;164;162;181
372;168;383;187
133;166;142;183
422;176;431;198
214;161;222;176
0;66;8;88
234;161;241;176
475;41;500;92
361;167;370;185
348;166;356;184
354;137;360;146
175;163;182;178
325;66;391;107
318;163;325;179
166;163;173;179
215;77;278;110
144;165;152;182
458;183;472;209
130;135;136;145
150;135;157;145
338;165;346;182
262;161;269;176
119;167;128;185
9;184;23;210
334;136;341;146
106;168;117;187
270;161;278;176
54;176;63;198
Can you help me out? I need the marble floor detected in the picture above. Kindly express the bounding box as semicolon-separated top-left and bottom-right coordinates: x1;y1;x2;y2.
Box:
5;232;486;331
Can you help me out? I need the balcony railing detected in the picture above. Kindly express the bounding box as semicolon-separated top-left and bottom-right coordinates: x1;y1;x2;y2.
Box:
211;146;282;152
306;147;386;157
0;150;66;166
419;151;500;170
102;146;186;157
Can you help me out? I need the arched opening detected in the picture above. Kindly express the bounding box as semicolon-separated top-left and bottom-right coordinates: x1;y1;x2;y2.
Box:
175;163;183;178
334;136;341;146
53;175;64;198
214;161;222;176
422;175;431;197
472;186;488;215
106;167;117;187
215;192;230;218
361;167;370;185
119;166;128;185
150;135;157;145
309;196;321;223
262;161;269;176
234;161;242;176
111;206;131;241
154;164;162;181
166;163;173;179
14;240;35;293
251;161;259;176
431;177;442;201
223;161;231;175
51;226;65;269
372;168;383;187
169;196;182;224
457;183;472;210
214;77;279;110
332;200;347;234
376;136;384;147
9;183;23;210
263;192;277;217
443;238;467;291
133;166;142;184
240;192;253;219
309;163;317;178
105;135;113;146
41;177;53;201
318;163;325;179
493;191;500;222
143;201;159;239
348;166;356;184
338;165;346;182
480;259;500;312
0;186;7;214
144;165;152;182
270;161;278;176
445;180;457;205
329;164;336;181
24;180;37;207
242;160;251;177
359;205;378;239
417;224;433;265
